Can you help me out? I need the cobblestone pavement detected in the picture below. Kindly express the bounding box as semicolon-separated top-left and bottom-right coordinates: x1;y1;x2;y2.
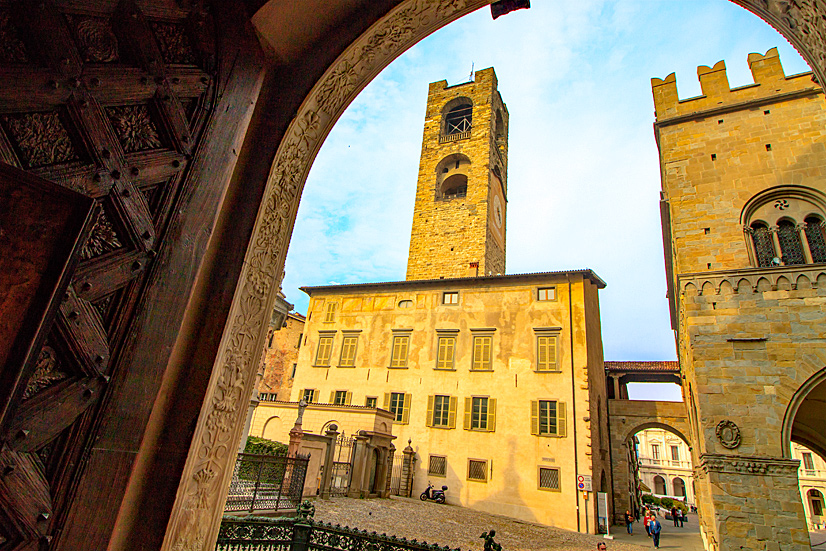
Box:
313;497;644;551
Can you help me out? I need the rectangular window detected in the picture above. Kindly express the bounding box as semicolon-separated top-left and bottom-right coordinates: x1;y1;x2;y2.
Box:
390;334;410;368
301;389;317;403
537;287;556;301
803;452;815;471
443;291;459;305
332;390;350;405
538;467;561;491
467;459;488;482
365;396;377;408
384;392;411;424
436;335;456;370
464;397;496;432
291;363;297;378
339;334;359;367
471;335;492;371
314;334;334;366
652;444;660;460
531;400;567;437
428;455;447;477
535;333;559;372
814;498;824;517
297;333;303;348
427;395;457;428
324;302;337;322
671;445;680;462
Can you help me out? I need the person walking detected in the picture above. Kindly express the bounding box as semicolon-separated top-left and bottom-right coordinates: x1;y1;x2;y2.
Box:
650;514;662;549
678;507;685;527
643;510;652;537
625;510;634;534
671;506;679;527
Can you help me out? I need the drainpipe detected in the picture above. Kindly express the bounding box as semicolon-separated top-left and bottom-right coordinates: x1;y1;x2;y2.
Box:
567;274;581;533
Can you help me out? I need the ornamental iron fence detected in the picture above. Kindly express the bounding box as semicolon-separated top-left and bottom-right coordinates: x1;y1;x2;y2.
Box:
225;453;309;513
217;506;486;551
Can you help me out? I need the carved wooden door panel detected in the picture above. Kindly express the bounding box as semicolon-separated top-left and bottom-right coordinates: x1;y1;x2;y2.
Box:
0;1;216;548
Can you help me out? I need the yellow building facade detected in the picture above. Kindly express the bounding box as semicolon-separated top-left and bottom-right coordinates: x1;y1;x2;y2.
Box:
288;68;611;533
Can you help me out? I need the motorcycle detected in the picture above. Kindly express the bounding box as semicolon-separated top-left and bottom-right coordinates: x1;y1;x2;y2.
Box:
420;482;447;504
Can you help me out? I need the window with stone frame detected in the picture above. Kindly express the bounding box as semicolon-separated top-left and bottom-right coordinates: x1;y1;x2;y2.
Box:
390;332;410;368
534;330;560;372
331;390;351;405
324;301;338;322
538;467;561;491
467;459;488;482
301;388;317;403
428;455;447;477
444;101;473;135
436;334;456;370
742;188;826;266
339;333;359;367
471;333;493;371
314;333;335;366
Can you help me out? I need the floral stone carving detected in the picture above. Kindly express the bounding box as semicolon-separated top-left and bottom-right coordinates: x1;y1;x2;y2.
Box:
106;105;163;153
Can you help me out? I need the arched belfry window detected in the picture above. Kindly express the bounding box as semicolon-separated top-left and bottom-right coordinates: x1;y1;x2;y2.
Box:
435;154;471;200
741;186;826;267
441;98;473;141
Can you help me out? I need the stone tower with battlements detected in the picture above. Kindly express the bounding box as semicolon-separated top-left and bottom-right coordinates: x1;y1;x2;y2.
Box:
406;67;508;281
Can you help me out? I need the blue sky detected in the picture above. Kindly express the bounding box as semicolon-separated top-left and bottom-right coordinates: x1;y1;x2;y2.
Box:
279;1;809;400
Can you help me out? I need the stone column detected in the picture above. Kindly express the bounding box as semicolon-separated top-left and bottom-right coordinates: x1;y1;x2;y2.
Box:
400;440;416;498
348;433;369;498
319;425;339;499
697;454;808;551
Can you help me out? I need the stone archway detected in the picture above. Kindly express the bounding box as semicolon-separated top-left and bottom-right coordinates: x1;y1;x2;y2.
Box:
153;2;826;550
783;366;826;461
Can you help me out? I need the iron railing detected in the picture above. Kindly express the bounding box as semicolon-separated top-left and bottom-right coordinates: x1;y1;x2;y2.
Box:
225;453;309;513
217;512;465;551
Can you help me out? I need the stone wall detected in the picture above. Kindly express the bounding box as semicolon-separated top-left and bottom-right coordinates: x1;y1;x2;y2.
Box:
259;313;305;400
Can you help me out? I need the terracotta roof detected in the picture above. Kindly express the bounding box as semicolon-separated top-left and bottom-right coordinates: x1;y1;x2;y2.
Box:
604;361;679;372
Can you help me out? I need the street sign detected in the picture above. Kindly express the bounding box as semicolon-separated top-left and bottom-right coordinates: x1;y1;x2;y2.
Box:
576;474;592;491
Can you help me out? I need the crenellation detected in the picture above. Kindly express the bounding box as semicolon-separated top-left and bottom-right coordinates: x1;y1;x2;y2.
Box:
652;49;818;120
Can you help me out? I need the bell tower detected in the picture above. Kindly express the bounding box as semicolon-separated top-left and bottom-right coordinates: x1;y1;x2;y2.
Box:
405;67;508;281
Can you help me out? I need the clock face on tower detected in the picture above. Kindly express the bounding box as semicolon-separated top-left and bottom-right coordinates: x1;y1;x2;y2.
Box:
493;194;503;229
490;178;506;249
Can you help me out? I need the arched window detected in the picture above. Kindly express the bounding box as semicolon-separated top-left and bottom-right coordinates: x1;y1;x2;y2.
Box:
777;219;805;265
442;98;473;137
654;475;666;495
809;489;824;517
741;186;826;267
805;216;826;263
673;477;686;497
441;174;467;199
750;221;775;267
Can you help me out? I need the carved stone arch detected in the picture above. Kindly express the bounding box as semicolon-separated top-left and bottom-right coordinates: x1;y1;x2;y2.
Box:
776;275;792;290
441;95;473;135
435;153;471;198
756;276;772;292
164;0;826;547
740;185;826;226
683;282;698;295
719;279;734;295
737;277;753;293
701;280;716;296
817;272;826;289
623;422;691;447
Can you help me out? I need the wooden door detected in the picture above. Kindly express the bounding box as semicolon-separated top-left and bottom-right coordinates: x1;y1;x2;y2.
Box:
0;1;216;548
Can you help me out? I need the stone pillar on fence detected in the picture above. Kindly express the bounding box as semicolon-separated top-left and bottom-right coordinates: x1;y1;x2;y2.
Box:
348;433;370;498
288;399;308;456
319;425;339;499
400;439;416;498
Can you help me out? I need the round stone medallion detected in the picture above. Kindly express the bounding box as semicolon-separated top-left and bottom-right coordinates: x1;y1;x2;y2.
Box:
716;420;741;449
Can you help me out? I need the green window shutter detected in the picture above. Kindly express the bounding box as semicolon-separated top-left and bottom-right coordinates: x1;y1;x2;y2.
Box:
402;393;412;424
384;393;390;409
448;396;457;429
464;397;472;430
558;401;567;437
488;398;496;432
345;391;352;405
531;400;539;435
548;336;557;371
329;391;335;404
426;395;434;427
